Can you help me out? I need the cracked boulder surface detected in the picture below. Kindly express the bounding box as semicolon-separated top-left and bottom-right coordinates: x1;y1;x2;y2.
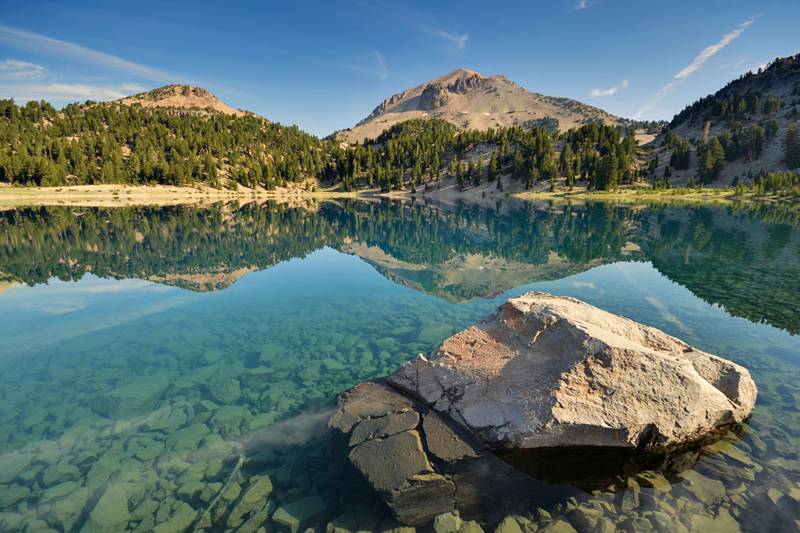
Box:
387;291;758;452
329;381;570;527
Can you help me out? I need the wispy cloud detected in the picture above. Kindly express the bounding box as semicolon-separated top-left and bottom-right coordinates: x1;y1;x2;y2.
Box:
0;22;170;105
354;2;468;52
313;50;389;80
0;59;46;80
420;27;469;52
590;79;628;97
372;51;389;80
572;0;602;11
348;51;389;80
0;82;145;102
0;57;145;104
634;18;755;118
674;20;754;80
0;22;176;83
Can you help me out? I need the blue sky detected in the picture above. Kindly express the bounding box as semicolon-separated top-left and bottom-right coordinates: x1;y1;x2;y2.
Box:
0;0;797;136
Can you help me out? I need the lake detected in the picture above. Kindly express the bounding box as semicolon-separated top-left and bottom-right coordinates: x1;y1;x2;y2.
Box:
0;198;798;532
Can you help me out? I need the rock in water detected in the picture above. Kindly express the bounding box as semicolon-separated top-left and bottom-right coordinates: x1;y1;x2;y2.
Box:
329;382;574;526
329;382;457;525
330;292;758;526
81;484;130;532
388;292;757;452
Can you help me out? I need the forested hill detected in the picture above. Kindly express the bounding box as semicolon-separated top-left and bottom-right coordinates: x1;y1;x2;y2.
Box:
0;89;326;188
0;84;643;192
648;53;800;188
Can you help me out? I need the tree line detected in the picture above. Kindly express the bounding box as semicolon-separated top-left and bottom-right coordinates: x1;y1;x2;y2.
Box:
1;97;640;192
0;99;323;188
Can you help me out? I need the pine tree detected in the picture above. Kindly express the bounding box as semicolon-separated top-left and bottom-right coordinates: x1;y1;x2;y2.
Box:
699;137;725;183
488;151;498;181
470;159;480;187
560;144;573;175
513;150;524;179
204;154;218;186
785;124;800;169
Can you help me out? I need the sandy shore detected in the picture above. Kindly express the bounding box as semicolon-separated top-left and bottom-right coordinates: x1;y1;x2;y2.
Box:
0;184;250;208
0;184;371;208
513;188;798;205
0;183;794;208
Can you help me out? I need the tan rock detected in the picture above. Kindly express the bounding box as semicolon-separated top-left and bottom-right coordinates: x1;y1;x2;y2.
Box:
388;292;757;451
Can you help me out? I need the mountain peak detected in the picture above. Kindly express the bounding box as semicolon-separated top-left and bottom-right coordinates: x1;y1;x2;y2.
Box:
115;84;245;116
339;69;619;142
440;67;484;80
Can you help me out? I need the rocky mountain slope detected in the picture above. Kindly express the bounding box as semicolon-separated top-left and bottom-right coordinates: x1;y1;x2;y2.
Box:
115;84;246;116
337;68;621;143
652;54;800;185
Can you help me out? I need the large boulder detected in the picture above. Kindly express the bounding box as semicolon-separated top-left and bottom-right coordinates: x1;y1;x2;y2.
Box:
387;292;757;452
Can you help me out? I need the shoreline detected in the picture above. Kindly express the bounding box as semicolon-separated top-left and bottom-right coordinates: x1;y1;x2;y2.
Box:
0;183;796;208
0;184;372;208
512;188;799;205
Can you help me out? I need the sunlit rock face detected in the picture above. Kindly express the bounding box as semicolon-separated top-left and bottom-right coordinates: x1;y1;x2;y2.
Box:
331;293;758;526
388;292;758;452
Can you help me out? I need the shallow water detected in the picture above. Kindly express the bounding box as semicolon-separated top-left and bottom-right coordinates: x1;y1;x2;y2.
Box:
0;199;798;532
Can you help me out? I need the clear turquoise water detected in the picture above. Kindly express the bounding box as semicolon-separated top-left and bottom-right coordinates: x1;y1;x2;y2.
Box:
0;200;798;532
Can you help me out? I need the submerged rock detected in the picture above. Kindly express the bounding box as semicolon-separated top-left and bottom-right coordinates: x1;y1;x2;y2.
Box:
330;382;456;525
0;451;33;483
329;382;571;526
81;484;130;533
388;292;757;452
272;495;327;532
89;374;171;417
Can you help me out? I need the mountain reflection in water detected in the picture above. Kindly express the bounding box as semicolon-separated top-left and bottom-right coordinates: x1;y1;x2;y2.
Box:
2;199;798;334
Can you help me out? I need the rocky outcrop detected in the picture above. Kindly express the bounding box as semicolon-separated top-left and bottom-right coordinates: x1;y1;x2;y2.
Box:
419;83;449;110
331;293;758;526
447;73;489;95
387;292;757;452
116;84;245;116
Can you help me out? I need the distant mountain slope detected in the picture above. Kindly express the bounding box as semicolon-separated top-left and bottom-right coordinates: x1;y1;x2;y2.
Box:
652;54;800;185
337;68;621;143
115;84;246;116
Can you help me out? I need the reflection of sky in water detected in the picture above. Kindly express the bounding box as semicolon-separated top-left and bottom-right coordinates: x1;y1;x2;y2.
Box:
0;210;798;531
0;276;193;357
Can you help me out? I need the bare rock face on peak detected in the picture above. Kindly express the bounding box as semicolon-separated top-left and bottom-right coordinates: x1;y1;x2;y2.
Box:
337;68;620;143
115;84;246;116
387;292;757;452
